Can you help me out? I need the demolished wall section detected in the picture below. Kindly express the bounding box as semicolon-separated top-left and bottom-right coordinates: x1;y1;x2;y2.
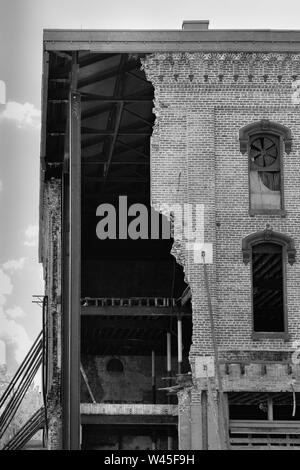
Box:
41;178;62;449
142;52;300;392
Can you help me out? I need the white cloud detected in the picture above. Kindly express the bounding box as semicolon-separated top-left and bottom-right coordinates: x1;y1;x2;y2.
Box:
0;268;13;308
6;306;26;320
0;80;6;105
24;225;39;247
3;257;27;273
0;100;41;130
0;180;3;192
0;313;31;364
0;339;5;364
0;267;31;365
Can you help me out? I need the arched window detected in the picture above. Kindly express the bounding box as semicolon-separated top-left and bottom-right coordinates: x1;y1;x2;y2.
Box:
239;120;292;215
242;226;296;339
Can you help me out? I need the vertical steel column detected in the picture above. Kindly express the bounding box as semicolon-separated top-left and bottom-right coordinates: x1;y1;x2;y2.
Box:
167;332;172;374
69;90;81;449
62;51;81;450
62;172;70;449
151;350;156;404
177;316;182;374
166;332;173;450
267;395;273;421
201;390;208;450
201;252;230;450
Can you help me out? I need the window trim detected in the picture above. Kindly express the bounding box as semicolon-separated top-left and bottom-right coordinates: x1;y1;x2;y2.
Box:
239;119;292;155
242;227;296;266
239;120;292;216
242;227;296;340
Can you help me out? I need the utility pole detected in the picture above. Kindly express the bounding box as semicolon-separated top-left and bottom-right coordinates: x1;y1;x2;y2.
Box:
201;251;230;450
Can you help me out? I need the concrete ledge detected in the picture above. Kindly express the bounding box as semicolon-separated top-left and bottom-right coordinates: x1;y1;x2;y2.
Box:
80;403;178;416
230;420;300;434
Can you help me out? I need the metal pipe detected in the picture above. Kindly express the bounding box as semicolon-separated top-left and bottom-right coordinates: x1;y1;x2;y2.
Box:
267;395;273;421
166;332;173;449
177;316;182;374
167;332;172;373
201;390;208;450
152;350;156;404
201;251;230;450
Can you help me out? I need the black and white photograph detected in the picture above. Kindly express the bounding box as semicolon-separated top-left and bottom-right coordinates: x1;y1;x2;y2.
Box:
1;0;300;455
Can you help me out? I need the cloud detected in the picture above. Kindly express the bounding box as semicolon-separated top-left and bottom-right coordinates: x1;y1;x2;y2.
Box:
3;257;27;273
0;314;31;364
0;267;31;366
0;80;6;105
0;268;13;308
0;100;41;130
0;180;3;192
24;225;39;247
5;306;26;320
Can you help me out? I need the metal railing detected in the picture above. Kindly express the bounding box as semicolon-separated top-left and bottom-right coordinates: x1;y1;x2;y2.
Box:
81;297;177;307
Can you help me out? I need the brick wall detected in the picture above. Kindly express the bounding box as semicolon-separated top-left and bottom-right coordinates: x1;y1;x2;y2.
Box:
142;52;300;389
41;178;62;449
81;355;178;404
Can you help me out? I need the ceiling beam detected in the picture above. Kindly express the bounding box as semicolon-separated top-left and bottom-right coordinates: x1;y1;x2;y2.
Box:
78;60;138;89
117;140;149;158
84;176;148;183
81;102;115;121
81;127;151;136
82;160;149;165
52;51;72;60
102;55;127;182
81;93;153;103
127;70;150;84
82;141;148;160
103;102;123;180
49;128;151;136
48;90;153;103
82;135;106;149
81;306;189;316
83;318;170;330
79;53;118;68
123;108;154;127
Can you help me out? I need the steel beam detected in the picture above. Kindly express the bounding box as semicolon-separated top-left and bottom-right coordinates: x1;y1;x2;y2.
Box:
81;306;190;316
44;29;300;54
103;102;124;180
78;60;137;89
62;51;81;450
68;90;81;450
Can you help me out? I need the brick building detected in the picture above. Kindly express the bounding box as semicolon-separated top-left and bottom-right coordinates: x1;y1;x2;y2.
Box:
39;21;300;450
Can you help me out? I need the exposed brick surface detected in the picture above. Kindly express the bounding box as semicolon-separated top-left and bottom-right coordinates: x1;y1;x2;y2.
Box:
42;52;300;450
141;52;300;394
41;178;62;449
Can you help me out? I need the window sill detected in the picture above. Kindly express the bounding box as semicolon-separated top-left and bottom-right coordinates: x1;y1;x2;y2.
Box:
249;209;287;217
252;332;290;341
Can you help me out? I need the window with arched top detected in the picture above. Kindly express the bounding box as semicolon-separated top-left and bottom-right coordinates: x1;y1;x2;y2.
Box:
242;227;296;339
239;120;292;216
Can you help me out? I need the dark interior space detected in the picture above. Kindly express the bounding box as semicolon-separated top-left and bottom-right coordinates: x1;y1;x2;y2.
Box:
252;242;285;332
229;392;300;420
81;424;178;450
45;50;192;449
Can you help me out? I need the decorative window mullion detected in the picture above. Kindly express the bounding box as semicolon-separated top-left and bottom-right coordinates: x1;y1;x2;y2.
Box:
240;120;292;215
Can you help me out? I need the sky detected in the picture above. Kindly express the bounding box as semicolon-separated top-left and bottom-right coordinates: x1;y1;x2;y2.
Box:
1;0;300;373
